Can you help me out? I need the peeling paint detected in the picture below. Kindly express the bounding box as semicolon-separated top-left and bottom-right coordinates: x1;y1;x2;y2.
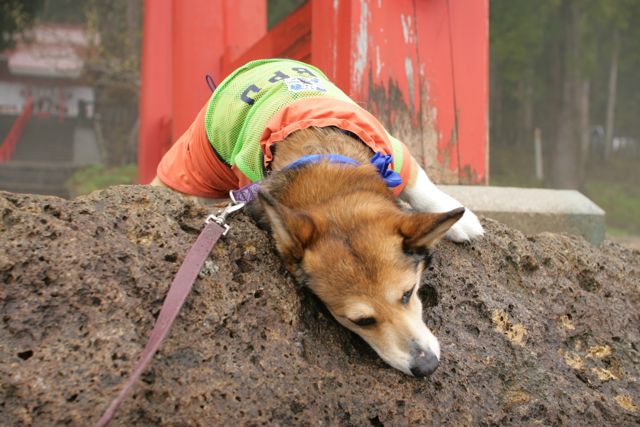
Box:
404;57;414;113
400;14;415;44
438;120;458;174
341;0;485;184
401;14;408;43
332;43;337;77
367;77;422;166
460;165;481;183
419;82;451;181
352;0;369;91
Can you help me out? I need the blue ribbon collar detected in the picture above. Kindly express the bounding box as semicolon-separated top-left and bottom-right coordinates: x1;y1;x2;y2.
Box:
231;153;402;203
284;153;403;188
369;152;403;188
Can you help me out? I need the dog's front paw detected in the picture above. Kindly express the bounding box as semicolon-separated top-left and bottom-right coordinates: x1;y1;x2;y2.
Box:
445;208;484;242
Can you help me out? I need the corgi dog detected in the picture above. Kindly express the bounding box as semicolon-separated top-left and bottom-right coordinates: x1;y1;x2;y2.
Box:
152;59;483;377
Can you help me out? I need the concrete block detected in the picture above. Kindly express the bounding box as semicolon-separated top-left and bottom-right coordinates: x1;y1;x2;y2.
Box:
439;185;606;245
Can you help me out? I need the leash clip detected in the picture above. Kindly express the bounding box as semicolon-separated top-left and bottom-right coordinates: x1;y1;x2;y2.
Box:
205;192;246;235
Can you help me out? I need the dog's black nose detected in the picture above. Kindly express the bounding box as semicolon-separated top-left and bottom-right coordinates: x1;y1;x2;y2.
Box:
410;350;439;378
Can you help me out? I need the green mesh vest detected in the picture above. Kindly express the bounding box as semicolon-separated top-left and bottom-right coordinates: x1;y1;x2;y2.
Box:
204;59;356;182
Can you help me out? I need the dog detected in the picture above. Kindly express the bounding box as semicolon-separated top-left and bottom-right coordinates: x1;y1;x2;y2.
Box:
152;59;483;377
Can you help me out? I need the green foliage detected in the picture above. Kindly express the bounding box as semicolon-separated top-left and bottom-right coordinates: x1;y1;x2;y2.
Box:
268;0;306;29
490;0;557;84
65;164;137;197
490;144;543;188
492;0;640;82
83;0;142;167
84;0;142;89
492;1;640;115
491;0;640;184
586;180;640;235
0;0;42;51
37;0;84;23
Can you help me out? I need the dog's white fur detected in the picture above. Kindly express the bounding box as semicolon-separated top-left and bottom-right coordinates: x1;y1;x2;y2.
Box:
400;167;484;242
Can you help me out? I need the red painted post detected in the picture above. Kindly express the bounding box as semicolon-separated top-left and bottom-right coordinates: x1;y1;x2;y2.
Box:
139;0;266;182
138;0;173;184
171;0;224;143
171;0;266;141
311;0;352;92
309;0;488;184
222;0;267;68
448;0;489;184
415;0;458;181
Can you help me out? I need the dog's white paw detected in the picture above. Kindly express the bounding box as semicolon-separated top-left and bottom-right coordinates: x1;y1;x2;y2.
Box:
399;167;485;243
445;208;484;242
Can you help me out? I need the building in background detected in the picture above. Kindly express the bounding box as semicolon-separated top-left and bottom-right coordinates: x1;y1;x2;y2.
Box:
0;23;101;197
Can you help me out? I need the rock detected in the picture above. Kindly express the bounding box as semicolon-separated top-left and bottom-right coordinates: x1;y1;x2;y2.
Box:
1;186;639;426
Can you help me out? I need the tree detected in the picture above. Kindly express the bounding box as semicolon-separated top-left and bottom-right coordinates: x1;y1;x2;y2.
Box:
548;0;586;189
0;0;42;51
490;0;640;189
84;0;143;166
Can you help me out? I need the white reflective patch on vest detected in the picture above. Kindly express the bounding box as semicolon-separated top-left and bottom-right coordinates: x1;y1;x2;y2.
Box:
284;77;327;93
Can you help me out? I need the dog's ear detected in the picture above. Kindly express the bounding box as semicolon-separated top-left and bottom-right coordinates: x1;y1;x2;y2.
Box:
399;207;465;252
257;189;317;260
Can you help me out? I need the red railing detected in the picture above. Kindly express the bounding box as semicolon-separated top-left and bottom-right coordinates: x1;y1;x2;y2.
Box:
221;2;311;77
0;96;33;163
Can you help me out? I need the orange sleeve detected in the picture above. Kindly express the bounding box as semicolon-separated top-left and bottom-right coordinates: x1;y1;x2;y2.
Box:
156;105;238;198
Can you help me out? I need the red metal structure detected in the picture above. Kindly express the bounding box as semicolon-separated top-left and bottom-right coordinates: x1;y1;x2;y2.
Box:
0;96;33;163
138;0;488;185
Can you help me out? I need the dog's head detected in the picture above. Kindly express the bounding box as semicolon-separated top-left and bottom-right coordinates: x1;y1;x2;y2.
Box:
258;187;463;377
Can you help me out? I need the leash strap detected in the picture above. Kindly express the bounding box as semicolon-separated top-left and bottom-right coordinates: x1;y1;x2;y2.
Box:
96;200;244;426
231;182;260;204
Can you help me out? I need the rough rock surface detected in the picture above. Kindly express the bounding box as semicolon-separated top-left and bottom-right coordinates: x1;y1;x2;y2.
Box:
1;186;639;426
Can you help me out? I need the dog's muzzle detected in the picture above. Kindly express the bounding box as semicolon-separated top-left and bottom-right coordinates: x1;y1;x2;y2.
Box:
410;347;439;377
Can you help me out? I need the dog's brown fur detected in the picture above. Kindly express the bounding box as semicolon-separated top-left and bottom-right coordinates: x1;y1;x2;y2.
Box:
154;125;465;375
254;127;463;375
270;127;373;169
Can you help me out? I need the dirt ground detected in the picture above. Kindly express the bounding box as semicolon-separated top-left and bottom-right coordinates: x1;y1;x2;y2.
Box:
1;186;639;426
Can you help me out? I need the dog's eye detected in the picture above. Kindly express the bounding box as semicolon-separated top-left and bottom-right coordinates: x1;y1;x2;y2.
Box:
351;317;376;327
401;286;415;305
